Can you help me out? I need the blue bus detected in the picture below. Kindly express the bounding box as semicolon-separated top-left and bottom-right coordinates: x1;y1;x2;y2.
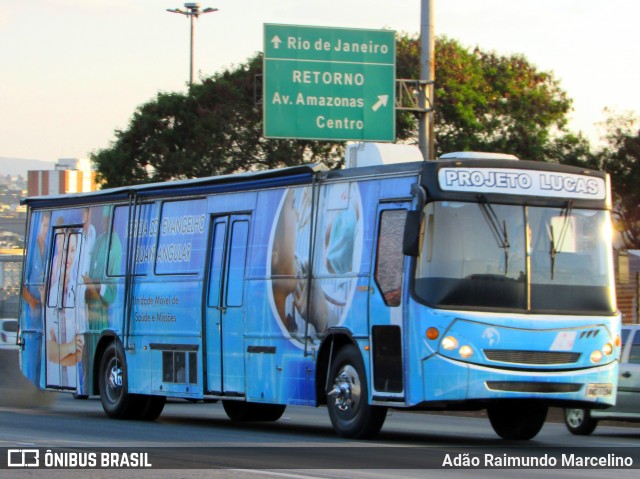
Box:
18;153;620;440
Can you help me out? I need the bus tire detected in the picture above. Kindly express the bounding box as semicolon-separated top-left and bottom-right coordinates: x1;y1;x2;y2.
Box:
564;408;598;435
222;401;286;422
487;402;548;440
326;345;387;439
99;342;137;419
138;395;166;421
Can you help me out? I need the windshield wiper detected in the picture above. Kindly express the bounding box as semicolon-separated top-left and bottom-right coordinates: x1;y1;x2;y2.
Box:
548;201;573;280
477;195;510;275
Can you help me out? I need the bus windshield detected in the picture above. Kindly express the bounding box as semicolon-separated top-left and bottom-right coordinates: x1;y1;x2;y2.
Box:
413;201;616;314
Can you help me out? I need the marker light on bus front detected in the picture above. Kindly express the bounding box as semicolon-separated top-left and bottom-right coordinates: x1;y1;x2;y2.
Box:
426;327;439;340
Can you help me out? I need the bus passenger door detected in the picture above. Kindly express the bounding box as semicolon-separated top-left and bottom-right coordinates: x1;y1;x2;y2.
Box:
205;215;250;396
369;203;409;400
45;228;82;390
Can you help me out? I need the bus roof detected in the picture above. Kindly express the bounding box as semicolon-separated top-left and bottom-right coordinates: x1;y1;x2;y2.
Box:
22;163;327;209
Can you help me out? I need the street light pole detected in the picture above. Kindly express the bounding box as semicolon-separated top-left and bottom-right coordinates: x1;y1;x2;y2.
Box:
419;0;435;160
167;3;218;86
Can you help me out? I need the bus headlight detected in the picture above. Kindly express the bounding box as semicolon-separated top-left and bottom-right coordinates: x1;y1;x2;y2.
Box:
602;343;613;356
442;336;458;350
459;345;473;358
590;350;603;363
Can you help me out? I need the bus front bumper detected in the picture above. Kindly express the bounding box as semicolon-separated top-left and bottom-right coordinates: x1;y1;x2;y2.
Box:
420;354;617;407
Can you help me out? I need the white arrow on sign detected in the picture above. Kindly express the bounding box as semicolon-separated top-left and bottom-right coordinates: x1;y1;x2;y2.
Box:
271;35;282;49
371;95;389;112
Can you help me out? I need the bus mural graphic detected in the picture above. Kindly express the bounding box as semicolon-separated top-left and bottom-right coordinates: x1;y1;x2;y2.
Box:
268;183;363;347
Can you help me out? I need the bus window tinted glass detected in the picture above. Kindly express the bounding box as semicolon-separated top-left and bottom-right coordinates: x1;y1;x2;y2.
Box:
375;210;407;307
413;202;614;314
208;220;227;308
226;220;249;307
47;233;65;308
156;200;207;275
62;233;80;308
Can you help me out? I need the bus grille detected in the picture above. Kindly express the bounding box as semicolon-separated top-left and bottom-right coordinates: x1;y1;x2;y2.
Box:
483;349;581;365
486;381;582;393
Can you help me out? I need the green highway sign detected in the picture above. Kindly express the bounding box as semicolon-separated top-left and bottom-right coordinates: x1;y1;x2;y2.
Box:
263;24;396;142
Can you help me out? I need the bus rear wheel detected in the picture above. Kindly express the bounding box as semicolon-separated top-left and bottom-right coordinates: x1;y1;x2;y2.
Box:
487;402;548;440
222;401;286;422
138;395;166;421
326;345;387;439
99;342;165;420
99;342;134;419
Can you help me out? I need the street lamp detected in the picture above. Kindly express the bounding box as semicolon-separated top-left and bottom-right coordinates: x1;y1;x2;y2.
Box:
167;3;218;86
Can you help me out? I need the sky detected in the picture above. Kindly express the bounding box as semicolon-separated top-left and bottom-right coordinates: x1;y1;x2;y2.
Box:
1;0;638;164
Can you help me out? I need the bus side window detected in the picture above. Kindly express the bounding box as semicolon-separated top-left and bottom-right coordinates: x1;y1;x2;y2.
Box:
225;220;249;307
47;233;65;308
61;233;81;308
375;209;408;307
156;199;207;275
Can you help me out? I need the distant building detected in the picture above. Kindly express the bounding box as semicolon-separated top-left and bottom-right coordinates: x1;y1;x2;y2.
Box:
27;158;98;197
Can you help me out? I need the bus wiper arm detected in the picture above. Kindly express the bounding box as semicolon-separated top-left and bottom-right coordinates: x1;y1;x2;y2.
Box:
549;228;556;281
477;195;510;274
548;200;573;280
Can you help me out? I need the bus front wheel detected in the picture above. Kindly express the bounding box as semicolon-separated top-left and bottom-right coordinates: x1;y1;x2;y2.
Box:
326;345;387;439
487;402;548;440
564;408;598;435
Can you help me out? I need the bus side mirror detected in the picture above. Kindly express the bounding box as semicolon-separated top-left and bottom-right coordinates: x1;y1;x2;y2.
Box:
403;210;422;257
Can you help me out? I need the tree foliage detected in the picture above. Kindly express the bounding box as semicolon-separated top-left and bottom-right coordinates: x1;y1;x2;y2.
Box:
396;35;573;160
93;34;575;187
593;113;640;248
552;110;640;249
93;55;342;188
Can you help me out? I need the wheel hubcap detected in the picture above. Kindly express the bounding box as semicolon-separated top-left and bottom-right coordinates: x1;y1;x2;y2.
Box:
106;357;122;403
566;409;584;428
329;365;361;412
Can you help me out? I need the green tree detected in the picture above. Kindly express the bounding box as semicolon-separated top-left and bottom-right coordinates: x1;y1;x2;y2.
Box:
396;35;573;160
93;55;342;188
93;34;575;187
543;131;603;169
593;112;640;248
557;110;640;249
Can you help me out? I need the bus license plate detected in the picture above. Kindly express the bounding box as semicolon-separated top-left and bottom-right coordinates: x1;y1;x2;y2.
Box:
586;383;613;397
